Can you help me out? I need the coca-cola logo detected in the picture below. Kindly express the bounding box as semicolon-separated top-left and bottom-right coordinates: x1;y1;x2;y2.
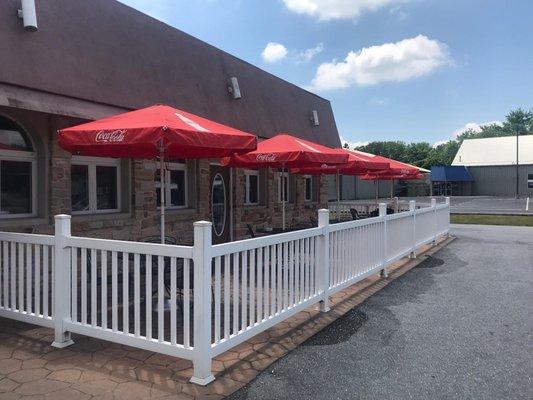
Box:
95;130;126;143
256;153;277;162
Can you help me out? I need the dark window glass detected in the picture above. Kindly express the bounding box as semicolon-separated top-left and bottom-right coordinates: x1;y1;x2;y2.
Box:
96;166;117;210
248;174;258;204
169;170;186;206
0;117;33;152
1;161;32;214
279;174;289;202
305;177;313;201
71;165;89;212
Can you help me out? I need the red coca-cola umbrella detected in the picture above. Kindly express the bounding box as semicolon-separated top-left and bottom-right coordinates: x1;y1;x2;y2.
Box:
290;148;389;219
350;150;420;176
221;134;349;229
58;104;257;242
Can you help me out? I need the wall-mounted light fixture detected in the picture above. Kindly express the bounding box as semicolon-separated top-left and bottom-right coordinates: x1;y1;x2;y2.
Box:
228;77;242;100
311;110;319;127
17;0;38;32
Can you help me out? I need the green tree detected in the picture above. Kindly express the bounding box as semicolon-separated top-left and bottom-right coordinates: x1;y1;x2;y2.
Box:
349;107;532;168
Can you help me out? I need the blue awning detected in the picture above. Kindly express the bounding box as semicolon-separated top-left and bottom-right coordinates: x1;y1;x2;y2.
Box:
430;166;473;182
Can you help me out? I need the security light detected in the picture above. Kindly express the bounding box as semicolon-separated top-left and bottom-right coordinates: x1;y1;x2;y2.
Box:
17;0;38;32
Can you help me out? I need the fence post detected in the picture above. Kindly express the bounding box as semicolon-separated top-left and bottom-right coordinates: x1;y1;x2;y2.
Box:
52;215;74;348
409;200;417;259
379;203;388;278
445;197;450;237
191;221;215;386
318;209;330;312
431;198;437;245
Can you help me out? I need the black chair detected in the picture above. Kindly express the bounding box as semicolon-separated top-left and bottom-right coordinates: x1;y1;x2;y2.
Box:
246;224;256;238
350;208;361;220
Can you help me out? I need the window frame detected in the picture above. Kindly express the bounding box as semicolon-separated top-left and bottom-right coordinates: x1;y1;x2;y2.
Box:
277;171;290;203
71;156;122;215
0;149;37;219
156;161;188;210
244;169;260;206
528;173;533;189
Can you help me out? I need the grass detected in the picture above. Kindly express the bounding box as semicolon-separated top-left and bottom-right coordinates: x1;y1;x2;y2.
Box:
451;214;533;227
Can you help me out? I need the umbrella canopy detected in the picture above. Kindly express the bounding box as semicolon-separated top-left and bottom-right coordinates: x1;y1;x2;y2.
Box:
58;104;257;159
350;150;420;177
58;104;257;243
220;134;348;168
290;147;389;175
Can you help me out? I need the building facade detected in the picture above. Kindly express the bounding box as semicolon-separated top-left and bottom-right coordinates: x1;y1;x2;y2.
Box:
452;136;533;197
0;0;340;243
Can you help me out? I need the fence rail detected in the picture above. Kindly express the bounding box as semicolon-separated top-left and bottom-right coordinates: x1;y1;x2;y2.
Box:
0;198;450;386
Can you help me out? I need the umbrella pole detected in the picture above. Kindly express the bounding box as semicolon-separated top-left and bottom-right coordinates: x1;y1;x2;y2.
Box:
159;144;166;244
282;165;286;231
337;169;340;221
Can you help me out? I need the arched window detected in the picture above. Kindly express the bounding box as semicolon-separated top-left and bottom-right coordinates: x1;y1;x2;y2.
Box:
0;116;36;217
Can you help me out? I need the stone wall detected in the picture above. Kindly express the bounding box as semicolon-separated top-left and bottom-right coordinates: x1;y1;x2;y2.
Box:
0;108;329;244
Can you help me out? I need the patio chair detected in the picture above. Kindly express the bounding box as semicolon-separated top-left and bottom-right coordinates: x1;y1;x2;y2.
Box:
246;224;256;238
350;208;361;220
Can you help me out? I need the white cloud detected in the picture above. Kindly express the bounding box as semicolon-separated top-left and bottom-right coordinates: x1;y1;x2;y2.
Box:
296;43;324;63
340;136;370;149
452;121;502;137
261;42;288;63
368;97;390;106
432;139;450;148
308;35;452;92
282;0;408;21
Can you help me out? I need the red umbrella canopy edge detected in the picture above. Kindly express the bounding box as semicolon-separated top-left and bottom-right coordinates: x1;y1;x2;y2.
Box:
58;104;257;159
220;134;348;168
348;149;420;176
291;147;389;175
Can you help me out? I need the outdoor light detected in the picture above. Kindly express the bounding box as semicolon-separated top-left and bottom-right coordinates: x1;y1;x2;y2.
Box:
17;0;38;32
311;110;320;126
228;77;242;99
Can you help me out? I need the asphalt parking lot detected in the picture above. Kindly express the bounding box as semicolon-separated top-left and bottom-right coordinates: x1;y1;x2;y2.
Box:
228;224;533;400
405;196;532;215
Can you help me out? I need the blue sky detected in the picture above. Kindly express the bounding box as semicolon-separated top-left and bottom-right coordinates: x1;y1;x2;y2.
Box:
119;0;532;147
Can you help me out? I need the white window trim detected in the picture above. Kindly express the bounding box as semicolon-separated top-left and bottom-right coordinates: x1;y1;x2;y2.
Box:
0;149;37;219
156;162;188;209
304;175;313;202
277;171;290;203
244;169;259;206
71;156;121;215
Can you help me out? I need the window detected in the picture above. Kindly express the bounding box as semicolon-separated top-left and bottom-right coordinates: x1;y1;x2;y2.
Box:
71;156;121;214
244;170;259;205
156;162;187;208
304;175;315;202
0;117;36;218
528;174;533;189
277;171;289;203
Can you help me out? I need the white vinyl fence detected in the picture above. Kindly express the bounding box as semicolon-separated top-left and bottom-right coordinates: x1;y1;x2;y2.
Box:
0;198;450;385
329;198;414;220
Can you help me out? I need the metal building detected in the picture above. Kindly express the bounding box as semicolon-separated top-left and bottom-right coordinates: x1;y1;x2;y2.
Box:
452;136;533;196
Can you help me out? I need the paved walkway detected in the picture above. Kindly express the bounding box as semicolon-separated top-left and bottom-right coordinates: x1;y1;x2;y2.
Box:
228;224;533;400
